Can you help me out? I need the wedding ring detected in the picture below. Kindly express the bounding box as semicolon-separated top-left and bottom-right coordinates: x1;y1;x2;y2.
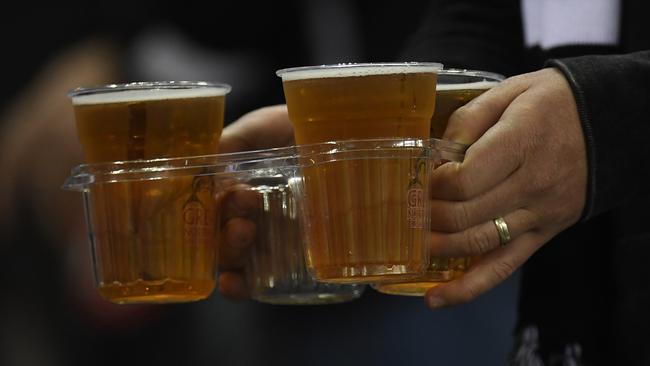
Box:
493;217;511;246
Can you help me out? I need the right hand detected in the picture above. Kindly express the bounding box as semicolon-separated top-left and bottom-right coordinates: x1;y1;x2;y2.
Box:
216;105;293;300
425;69;587;309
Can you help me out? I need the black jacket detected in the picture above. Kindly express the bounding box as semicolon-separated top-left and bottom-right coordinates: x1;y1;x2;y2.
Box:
401;1;650;364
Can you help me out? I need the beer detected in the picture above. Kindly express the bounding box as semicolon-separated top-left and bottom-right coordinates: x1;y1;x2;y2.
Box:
374;70;503;296
72;83;228;163
373;257;471;296
82;172;221;304
278;63;441;283
430;81;500;138
69;82;230;303
280;65;439;144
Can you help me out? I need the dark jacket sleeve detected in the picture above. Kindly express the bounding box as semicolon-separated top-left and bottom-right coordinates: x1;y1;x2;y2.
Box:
398;0;524;76
547;51;650;220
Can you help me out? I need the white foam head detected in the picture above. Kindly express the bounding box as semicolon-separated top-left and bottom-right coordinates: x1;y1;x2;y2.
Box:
277;63;443;81
437;81;501;91
71;84;230;105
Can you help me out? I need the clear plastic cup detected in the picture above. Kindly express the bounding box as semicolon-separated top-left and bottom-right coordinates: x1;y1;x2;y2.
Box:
62;145;365;304
430;69;505;138
372;134;469;296
63;156;238;304
211;147;367;304
63;137;457;302
375;69;504;297
66;81;232;304
69;81;231;164
277;63;443;284
277;62;443;145
288;138;441;284
394;69;503;295
233;170;365;305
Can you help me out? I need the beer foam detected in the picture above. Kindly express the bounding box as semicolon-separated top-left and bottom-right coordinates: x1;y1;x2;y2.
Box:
71;87;229;105
278;65;441;81
437;81;501;91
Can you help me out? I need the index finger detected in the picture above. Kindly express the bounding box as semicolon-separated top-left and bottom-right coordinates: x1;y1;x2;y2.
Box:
431;77;532;201
218;185;261;222
217;186;261;270
443;75;529;145
430;123;521;201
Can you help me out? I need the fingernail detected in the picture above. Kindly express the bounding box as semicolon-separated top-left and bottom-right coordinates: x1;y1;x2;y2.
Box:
427;294;446;309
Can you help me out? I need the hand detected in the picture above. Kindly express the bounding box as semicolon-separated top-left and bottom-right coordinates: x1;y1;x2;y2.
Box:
219;105;294;153
217;105;293;300
425;68;588;308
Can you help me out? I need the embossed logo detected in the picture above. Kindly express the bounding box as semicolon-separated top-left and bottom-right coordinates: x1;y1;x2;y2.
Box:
183;176;215;245
407;187;424;228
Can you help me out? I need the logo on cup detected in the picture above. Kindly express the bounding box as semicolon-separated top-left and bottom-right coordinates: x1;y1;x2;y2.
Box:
407;187;424;229
183;201;215;244
183;176;215;245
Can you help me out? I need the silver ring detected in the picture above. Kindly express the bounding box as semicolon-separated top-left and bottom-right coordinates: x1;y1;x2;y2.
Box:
493;217;511;246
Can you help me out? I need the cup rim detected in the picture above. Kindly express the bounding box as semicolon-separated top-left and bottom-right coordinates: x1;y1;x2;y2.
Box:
439;68;506;82
62;138;466;190
276;62;444;80
67;81;232;100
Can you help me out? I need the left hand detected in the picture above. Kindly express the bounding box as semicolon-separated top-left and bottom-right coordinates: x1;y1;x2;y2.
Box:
216;105;293;300
425;68;588;308
218;105;293;153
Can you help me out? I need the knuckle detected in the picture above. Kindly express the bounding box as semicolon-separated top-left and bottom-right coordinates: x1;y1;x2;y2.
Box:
490;260;517;283
456;282;483;304
465;227;494;255
452;165;474;200
448;104;473;125
519;173;539;196
522;163;553;197
451;201;471;231
521;209;542;231
504;73;528;86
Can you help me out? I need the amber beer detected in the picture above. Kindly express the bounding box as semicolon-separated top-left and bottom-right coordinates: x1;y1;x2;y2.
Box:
69;82;230;303
73;82;228;163
374;70;504;296
278;63;441;283
430;79;502;138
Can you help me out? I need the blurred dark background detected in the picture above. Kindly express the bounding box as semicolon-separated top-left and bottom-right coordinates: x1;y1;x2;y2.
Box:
0;2;519;365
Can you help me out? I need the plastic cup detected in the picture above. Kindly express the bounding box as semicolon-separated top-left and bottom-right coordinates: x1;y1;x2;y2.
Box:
64;81;230;304
231;166;365;304
374;69;503;296
62;145;364;304
277;63;443;284
430;69;505;138
69;81;231;163
373;125;470;296
285;138;440;283
214;145;368;303
277;62;443;145
63;158;230;303
62;137;457;302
